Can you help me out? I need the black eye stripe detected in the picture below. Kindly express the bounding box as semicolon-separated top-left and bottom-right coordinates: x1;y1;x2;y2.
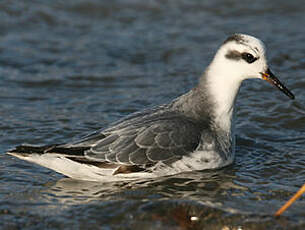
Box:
225;50;242;60
241;52;257;63
225;50;258;63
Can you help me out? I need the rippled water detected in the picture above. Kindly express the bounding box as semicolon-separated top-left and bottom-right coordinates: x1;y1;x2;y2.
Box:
0;0;304;229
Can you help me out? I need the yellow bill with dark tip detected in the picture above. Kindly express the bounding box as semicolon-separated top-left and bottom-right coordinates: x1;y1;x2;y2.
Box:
261;69;295;99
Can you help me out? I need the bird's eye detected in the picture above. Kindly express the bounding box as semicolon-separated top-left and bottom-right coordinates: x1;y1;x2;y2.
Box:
242;53;257;64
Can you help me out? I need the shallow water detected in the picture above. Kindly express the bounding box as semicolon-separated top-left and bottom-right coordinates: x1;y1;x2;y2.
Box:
0;0;304;229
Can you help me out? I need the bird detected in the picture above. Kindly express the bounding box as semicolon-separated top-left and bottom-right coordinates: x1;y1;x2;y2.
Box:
7;34;295;182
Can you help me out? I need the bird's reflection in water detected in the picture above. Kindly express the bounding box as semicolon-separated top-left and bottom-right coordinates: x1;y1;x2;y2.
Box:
40;168;293;229
43;167;245;208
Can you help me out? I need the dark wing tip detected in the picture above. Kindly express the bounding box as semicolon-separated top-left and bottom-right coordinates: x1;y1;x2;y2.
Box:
7;144;90;157
8;145;51;155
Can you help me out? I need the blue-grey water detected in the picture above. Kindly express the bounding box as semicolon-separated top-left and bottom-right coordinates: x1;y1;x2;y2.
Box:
0;0;304;229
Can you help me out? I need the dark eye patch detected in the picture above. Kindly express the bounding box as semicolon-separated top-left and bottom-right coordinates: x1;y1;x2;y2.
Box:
225;50;258;64
241;52;257;63
225;50;242;60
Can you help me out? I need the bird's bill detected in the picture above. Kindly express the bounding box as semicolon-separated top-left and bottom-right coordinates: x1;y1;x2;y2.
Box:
260;69;295;99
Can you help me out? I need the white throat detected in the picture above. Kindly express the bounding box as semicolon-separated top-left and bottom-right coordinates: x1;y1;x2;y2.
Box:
204;61;243;133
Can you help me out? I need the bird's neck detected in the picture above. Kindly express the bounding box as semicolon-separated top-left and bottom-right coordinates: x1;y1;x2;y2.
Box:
199;62;242;133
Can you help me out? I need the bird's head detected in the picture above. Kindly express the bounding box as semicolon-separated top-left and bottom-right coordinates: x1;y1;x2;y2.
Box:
211;34;294;99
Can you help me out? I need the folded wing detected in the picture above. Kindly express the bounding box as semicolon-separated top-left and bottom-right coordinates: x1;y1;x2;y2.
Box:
84;115;203;166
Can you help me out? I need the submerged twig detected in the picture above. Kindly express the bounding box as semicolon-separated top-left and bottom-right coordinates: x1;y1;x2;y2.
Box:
274;183;305;216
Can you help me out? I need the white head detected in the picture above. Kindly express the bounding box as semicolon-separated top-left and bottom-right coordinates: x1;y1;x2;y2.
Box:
202;34;294;131
213;34;268;81
205;34;294;105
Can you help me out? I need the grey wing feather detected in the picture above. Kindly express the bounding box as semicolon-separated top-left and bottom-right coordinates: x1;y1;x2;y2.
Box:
84;115;203;166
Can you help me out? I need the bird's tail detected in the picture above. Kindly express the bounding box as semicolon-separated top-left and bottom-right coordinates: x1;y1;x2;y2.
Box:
7;145;147;181
6;144;112;181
